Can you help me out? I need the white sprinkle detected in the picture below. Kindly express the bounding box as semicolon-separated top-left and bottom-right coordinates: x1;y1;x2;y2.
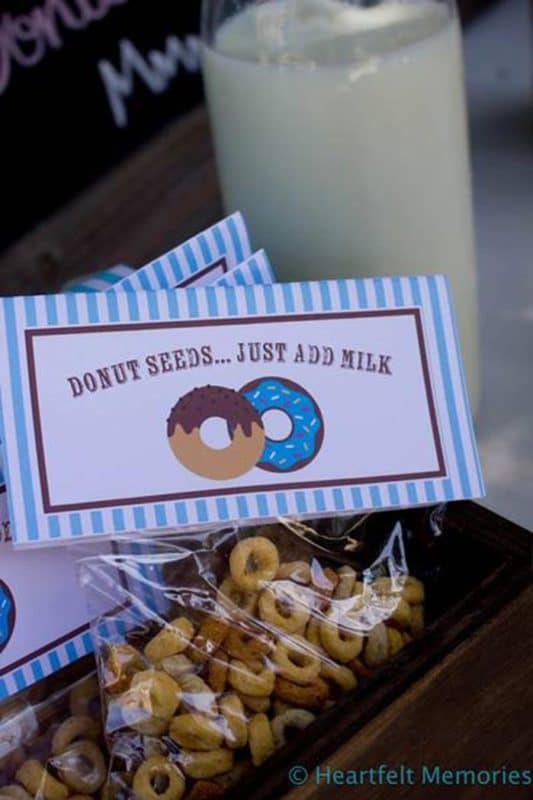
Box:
279;459;287;464
303;426;310;433
294;415;304;421
253;391;260;399
271;395;280;401
310;419;317;427
303;443;309;451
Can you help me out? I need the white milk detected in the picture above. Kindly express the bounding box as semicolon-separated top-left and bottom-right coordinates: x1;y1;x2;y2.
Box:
203;0;479;411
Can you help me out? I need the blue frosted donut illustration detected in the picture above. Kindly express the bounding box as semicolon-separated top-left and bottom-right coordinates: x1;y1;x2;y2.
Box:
239;377;324;472
0;579;15;653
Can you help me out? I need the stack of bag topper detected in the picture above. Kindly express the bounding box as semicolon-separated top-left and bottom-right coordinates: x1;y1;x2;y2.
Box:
0;211;483;799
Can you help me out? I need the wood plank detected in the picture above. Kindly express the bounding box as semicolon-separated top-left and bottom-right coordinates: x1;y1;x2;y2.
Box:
284;585;533;800
0;109;219;294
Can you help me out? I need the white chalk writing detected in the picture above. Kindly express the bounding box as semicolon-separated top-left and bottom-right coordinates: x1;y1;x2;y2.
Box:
0;0;128;96
98;34;201;128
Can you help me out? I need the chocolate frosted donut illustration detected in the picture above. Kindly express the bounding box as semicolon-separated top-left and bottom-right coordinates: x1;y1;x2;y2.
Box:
239;377;324;472
167;386;265;480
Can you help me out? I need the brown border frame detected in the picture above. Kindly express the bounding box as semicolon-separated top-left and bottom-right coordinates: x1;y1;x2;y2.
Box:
25;309;446;514
177;256;228;287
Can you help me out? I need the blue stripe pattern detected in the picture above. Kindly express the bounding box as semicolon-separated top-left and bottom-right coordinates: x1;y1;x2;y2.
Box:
0;275;482;551
112;213;252;294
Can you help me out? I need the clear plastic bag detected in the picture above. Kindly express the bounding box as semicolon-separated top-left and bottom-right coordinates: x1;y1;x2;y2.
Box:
79;510;439;799
0;661;109;799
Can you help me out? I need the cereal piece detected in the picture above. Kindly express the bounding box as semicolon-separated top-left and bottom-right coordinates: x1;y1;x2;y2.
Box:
185;781;225;800
410;605;425;636
224;625;272;664
118;671;180;734
310;563;339;608
271;709;315;748
130;671;181;719
272;636;321;685
169;714;223;751
305;616;323;650
333;566;357;600
177;749;234;780
133;756;185;800
217;578;257;617
387;627;405;657
104;644;144;694
189;617;229;665
228;660;275;697
239;694;271;713
229;537;280;592
219;694;248;749
371;577;394;595
53;740;106;794
144;618;194;663
320;610;364;663
207;651;229;694
274;677;329;710
0;786;32;800
68;796;93;800
276;562;311;585
402;577;425;605
320;662;357;692
248;714;275;767
69;677;99;716
390;599;412;630
258;586;310;634
178;674;218;717
51;715;100;755
16;760;69;800
160;654;196;681
364;623;389;667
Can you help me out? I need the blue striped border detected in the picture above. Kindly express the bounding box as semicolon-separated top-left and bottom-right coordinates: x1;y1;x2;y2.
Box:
0;275;483;549
113;212;252;294
63;265;134;293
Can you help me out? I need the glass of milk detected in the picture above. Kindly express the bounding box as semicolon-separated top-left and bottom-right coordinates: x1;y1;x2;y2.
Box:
201;0;479;413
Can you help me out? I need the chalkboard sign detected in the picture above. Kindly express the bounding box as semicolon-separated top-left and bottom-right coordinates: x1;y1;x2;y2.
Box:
0;0;203;252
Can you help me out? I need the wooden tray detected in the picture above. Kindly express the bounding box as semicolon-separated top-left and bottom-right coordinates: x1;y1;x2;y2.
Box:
229;501;533;800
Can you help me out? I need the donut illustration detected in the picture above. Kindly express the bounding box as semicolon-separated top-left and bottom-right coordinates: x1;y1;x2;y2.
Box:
167;386;265;480
0;579;15;654
240;377;324;472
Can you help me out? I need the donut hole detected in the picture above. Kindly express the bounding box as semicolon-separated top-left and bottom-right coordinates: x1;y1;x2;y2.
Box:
245;554;260;575
288;651;311;668
150;772;170;795
337;622;359;642
261;409;293;442
76;754;94;776
199;417;233;450
58;751;94;781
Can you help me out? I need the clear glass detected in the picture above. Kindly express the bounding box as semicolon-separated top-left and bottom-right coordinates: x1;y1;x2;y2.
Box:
201;0;480;413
